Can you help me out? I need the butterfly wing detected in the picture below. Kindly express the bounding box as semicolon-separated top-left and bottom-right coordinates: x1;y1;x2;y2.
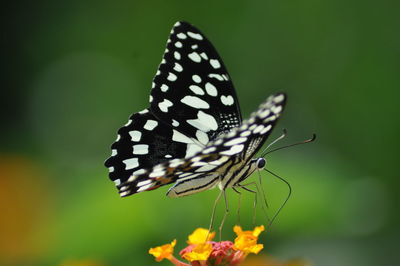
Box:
117;93;286;197
105;21;242;192
105;109;204;186
149;21;242;141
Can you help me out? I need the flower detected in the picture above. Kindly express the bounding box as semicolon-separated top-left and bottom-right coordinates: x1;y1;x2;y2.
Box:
149;239;177;262
150;225;270;265
233;225;265;255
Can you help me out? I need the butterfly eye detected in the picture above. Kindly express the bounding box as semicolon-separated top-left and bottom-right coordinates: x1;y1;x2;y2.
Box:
257;158;266;169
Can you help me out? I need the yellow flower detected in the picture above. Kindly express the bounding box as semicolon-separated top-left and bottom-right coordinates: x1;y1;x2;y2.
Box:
233;225;265;254
181;242;213;262
149;239;177;262
187;228;215;245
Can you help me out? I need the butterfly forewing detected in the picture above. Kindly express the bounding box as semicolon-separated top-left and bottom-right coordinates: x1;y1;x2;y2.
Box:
150;21;242;142
105;21;241;191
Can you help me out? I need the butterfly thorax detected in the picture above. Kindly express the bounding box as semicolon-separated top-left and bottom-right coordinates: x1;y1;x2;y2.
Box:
218;157;266;190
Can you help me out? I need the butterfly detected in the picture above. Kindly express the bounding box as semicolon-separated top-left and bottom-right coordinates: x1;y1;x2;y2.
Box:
105;21;286;198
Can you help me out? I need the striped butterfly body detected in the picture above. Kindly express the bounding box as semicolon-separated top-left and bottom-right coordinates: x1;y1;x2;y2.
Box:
105;21;286;198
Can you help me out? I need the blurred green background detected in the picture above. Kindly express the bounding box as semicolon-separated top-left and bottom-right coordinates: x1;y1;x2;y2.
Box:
1;0;398;265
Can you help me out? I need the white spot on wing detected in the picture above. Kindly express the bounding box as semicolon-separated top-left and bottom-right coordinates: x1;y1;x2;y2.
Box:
123;158;139;170
113;179;120;185
224;137;247;146
202;146;216;154
240;131;251;137
158;99;173;112
274;94;285;103
132;169;146;175
188;52;201;62
196;130;209;145
187;31;203;40
172;119;179;127
258;109;270;118
137;183;152;192
144;120;158;130
129;130;142;142
200;52;208;60
272;105;282;114
149;169;166;178
161;84;169;92
210;59;221;69
174;63;183;72
120;191;130;197
189;85;205;95
175;41;183;48
205;82;217;96
209;73;224;81
186;143;202;157
220;95;234;106
192;75;202;83
174;51;181;60
167;72;177;81
137;180;152;187
260;125;272;134
172;129;194;144
220;144;244;156
177;33;187;39
181;96;210;109
253;125;264;134
133;144;149;155
187;111;218;132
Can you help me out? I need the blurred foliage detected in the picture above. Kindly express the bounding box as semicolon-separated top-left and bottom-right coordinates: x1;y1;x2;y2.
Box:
1;0;399;265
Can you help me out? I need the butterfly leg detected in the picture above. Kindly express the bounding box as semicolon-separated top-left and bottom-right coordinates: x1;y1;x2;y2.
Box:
218;189;229;241
207;189;223;240
237;178;272;226
232;187;242;225
232;187;242;226
237;183;258;225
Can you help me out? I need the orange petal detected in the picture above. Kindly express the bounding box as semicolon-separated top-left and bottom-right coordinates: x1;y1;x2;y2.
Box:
182;242;213;262
187;228;215;244
149;239;176;262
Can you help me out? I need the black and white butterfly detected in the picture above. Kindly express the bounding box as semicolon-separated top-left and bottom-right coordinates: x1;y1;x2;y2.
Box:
105;21;286;198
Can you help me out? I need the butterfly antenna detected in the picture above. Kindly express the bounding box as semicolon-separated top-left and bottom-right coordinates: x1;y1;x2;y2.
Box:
262;133;316;157
263;168;292;228
260;129;287;156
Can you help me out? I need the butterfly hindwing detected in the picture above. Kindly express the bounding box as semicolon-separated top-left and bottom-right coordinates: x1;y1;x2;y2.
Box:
149;21;242;142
